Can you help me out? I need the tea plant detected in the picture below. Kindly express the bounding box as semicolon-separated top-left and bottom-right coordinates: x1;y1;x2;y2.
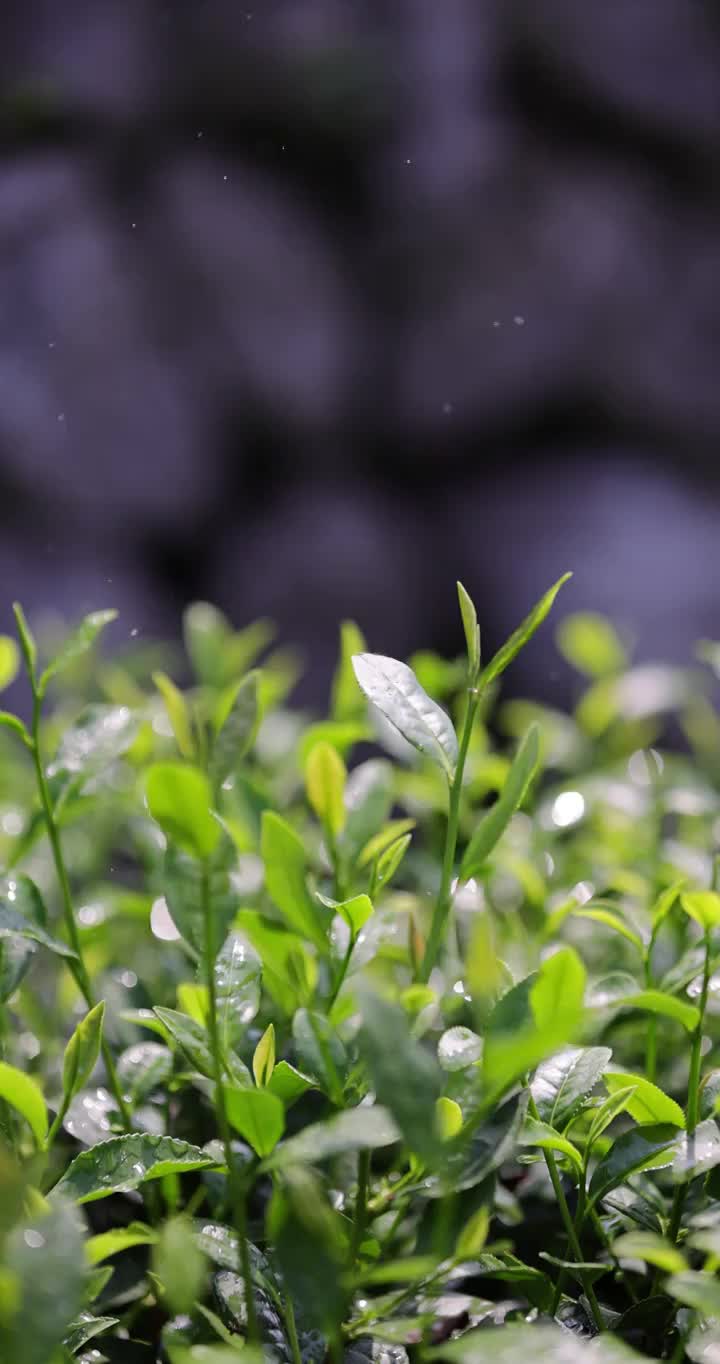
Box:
3;583;720;1362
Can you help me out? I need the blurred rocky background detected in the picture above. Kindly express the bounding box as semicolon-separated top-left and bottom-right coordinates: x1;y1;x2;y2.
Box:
1;0;720;704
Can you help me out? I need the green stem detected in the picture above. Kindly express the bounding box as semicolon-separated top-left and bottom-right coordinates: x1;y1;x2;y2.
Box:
350;1150;370;1266
420;690;479;982
283;1291;303;1364
201;863;259;1344
589;1206;638;1303
30;691;132;1135
527;1095;603;1330
327;935;355;1015
664;927;711;1267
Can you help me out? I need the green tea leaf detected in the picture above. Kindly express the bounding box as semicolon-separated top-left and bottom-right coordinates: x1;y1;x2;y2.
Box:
267;1060;315;1107
357;818;416;870
86;1222;156;1265
0;636;20;691
0;711;32;747
236;911;317;1014
0;1061;47;1147
0;1199;86;1364
322;893;373;937
0;892;77;961
586;1087;638;1150
436;1096;464;1141
252;1024;276;1087
352;653;458;779
210;670;260;785
53;1133;219;1203
454;1206;490;1260
532;1047;612;1130
460;726;540;879
292;1009;346;1103
40;609;117;691
588;1124;680;1208
266;1104;400;1169
62;1002;105;1107
12;601;37;675
341;759;394;863
215;932;261;1051
672;1118;720;1182
611;1231;686;1275
602;990;699;1032
428;1321;645;1361
305;741;346;836
519;1117;583;1173
153;1215;206;1314
153;671;196;759
261;811;328;951
665;1270;720;1316
478;574;572;691
117;1042;173;1104
681;891;720;930
162;832;240;954
146;762;220;859
556;612;626;678
375;832;412;890
574;906;644;954
457;581;480;679
64;1311;120;1353
153;1006;215;1078
358;990;442;1163
603;1071;685;1128
225;1087;285;1157
651;880;684;932
50;703;140;779
531;947;586;1032
331;620;368;722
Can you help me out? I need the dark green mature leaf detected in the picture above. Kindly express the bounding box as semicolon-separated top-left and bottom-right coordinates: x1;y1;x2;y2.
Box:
0;1198;87;1364
672;1118;720;1182
478;574;572;691
39;609;117;691
588;1124;680;1208
64;1312;120;1354
270;1166;348;1332
292;1009;346;1103
460;726;540;880
154;1006;216;1077
261;811;329;951
0;895;77;960
210;670;261;786
146;762;221;859
116;1042;173;1104
215;931;261;1050
429;1321;646;1361
358;990;442;1163
266;1105;400;1169
532;1047;612;1129
352;653;458;779
53;1133;219;1203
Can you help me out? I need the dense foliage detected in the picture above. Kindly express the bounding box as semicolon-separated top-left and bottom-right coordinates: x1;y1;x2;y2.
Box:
3;580;720;1362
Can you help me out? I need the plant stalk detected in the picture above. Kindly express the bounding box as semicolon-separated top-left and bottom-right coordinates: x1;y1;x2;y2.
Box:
201;863;259;1343
350;1149;371;1266
420;690;479;982
30;692;133;1134
665;926;711;1262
